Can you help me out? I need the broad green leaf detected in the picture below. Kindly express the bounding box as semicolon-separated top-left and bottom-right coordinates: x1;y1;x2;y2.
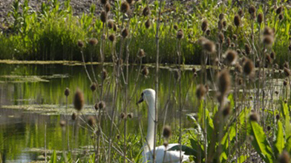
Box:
168;145;197;156
249;121;274;163
274;121;285;156
281;103;291;138
221;108;251;150
50;150;57;163
285;136;291;154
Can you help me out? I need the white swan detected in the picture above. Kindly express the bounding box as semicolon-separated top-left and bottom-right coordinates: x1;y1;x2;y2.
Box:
137;89;189;163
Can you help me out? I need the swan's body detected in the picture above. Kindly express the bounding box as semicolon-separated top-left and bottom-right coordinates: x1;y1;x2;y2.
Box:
137;89;189;163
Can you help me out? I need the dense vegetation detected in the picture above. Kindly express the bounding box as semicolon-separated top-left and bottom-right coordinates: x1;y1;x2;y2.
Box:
1;0;291;162
0;0;290;65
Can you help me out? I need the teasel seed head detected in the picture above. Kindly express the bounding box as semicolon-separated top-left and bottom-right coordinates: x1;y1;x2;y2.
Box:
90;83;97;92
177;29;184;39
201;19;208;32
243;58;254;76
145;19;151;29
108;20;114;29
74;89;84;111
284;67;291;77
225;49;238;65
249;112;260;122
262;35;274;46
219;13;224;20
278;151;290;163
276;6;283;15
77;40;84;48
127;113;133;119
266;54;273;65
143;6;150;17
108;34;115;42
217;69;231;96
138;49;145;58
237;77;243;85
141;67;149;76
263;27;274;36
60;120;66;127
173;24;178;30
238;9;243;17
279;14;284;21
206;29;211;36
120;112;126;119
100;11;107;23
64;87;70;97
98;101;106;110
72;112;77;120
120;1;130;13
196;84;206;100
257;13;263;24
218;32;224;43
202;39;216;53
101;69;108;80
121;28;129;38
275;90;279;95
192;67;196;73
234;15;241;27
87;116;96;127
245;44;251;55
105;3;111;13
163;125;172;139
248;5;256;18
89;38;98;46
94;103;98;110
100;0;107;5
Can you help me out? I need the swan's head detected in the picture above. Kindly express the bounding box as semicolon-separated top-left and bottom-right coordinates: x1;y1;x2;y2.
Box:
137;89;156;106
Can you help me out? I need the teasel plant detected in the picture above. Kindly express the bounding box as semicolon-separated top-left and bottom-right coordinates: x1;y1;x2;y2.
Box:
197;36;216;163
151;0;163;161
64;88;70;151
78;40;93;83
176;28;183;162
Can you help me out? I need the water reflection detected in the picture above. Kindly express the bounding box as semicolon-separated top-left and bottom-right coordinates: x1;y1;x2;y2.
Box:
0;63;198;161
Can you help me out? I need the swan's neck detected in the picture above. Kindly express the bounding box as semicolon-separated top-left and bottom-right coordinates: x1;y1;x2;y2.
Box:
144;98;155;152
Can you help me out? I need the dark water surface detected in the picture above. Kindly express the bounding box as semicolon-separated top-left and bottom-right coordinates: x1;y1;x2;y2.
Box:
0;63;197;162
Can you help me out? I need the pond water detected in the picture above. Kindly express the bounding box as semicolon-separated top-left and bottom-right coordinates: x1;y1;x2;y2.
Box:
0;63;198;162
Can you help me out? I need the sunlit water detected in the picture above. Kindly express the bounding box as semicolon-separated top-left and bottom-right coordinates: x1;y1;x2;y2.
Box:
0;63;198;162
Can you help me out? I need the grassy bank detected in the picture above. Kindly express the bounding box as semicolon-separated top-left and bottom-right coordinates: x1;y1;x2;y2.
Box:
0;0;290;65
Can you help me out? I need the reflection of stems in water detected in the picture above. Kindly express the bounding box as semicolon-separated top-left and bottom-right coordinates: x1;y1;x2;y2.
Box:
44;122;47;162
66;96;70;151
81;50;92;83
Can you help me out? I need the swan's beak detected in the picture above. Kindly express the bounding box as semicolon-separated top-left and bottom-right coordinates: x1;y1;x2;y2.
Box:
136;96;144;105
